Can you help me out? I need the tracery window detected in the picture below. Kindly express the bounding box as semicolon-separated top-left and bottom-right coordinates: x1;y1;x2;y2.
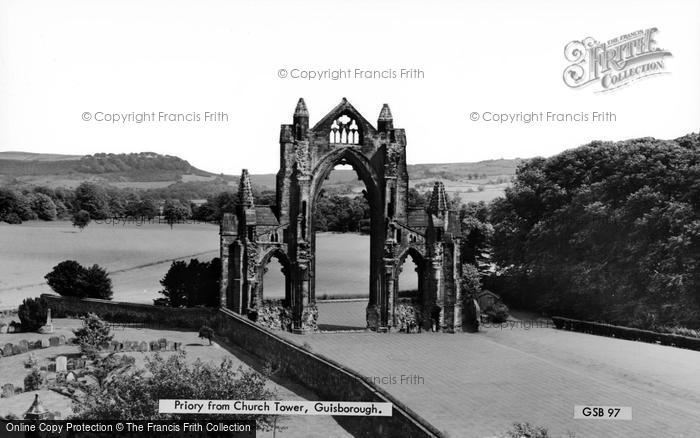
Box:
330;115;359;144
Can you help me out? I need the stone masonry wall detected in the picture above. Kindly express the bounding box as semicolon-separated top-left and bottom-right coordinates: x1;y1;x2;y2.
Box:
41;295;217;329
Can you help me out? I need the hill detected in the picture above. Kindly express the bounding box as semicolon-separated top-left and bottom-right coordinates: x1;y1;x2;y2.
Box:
0;151;226;189
0;151;520;203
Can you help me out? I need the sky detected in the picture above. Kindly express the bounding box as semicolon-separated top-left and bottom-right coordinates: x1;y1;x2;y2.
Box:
0;0;698;174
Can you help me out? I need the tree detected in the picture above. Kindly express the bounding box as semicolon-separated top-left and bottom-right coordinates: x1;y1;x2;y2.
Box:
72;210;91;230
157;258;221;307
45;261;86;297
162;199;190;228
18;297;48;332
45;261;113;299
73;313;113;359
72;351;275;430
460;201;494;274
74;182;110;220
30;193;57;221
77;264;113;300
156;260;189;307
0;188;33;223
489;134;700;329
125;198;158;219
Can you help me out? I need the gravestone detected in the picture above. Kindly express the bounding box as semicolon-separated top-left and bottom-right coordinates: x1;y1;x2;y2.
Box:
38;308;55;334
66;372;76;382
158;338;167;349
18;340;29;353
166;341;174;351
150;341;159;351
138;342;149;352
3;344;12;356
12;345;22;355
48;363;56;372
40;339;50;348
1;384;14;398
0;324;7;334
58;335;66;346
67;359;74;371
173;342;181;351
55;356;67;373
33;340;43;349
49;337;60;347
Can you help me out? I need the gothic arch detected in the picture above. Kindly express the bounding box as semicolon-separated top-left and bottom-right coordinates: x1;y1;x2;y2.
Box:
309;147;381;208
256;247;292;304
397;245;427;268
395;246;427;302
307;146;385;310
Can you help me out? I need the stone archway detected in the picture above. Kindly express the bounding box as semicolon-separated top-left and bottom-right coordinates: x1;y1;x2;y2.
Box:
307;147;385;328
255;248;292;307
220;98;465;334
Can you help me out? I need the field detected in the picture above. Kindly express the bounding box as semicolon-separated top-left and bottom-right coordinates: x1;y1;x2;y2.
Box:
262;233;418;300
0;221;219;308
0;222;415;308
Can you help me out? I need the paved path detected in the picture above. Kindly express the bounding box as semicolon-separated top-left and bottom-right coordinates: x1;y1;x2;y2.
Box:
280;302;700;437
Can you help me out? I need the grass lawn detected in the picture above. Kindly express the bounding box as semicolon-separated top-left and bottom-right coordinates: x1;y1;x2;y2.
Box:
0;220;219;308
1;222;400;307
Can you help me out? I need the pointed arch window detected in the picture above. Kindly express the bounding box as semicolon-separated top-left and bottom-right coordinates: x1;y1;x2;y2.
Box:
330;115;360;145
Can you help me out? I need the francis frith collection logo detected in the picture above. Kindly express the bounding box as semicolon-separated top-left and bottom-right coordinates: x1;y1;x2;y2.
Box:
563;28;672;92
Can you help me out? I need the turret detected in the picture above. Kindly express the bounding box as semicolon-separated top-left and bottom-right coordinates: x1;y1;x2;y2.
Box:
428;181;448;216
238;169;254;207
293;98;309;140
377;103;393;131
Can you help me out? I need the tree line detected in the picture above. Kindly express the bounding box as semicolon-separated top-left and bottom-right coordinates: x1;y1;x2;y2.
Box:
487;134;700;330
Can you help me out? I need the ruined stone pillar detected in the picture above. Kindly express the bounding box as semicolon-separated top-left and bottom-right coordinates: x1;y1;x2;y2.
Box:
432;253;443;331
385;262;396;330
452;243;463;332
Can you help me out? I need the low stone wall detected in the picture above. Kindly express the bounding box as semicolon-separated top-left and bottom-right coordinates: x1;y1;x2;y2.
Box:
552;316;700;351
41;294;217;329
215;308;443;438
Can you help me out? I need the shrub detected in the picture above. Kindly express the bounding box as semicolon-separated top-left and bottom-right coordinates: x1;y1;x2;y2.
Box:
487;302;510;323
503;422;550;438
198;325;214;345
24;353;38;369
73;313;113;359
461;264;482;298
24;368;44;391
18;297;48;332
73;351;276;430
